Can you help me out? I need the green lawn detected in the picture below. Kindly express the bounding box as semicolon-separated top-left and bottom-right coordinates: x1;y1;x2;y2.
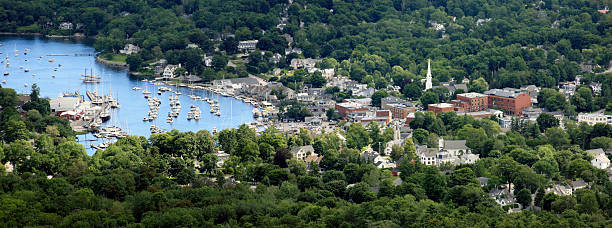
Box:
102;53;127;63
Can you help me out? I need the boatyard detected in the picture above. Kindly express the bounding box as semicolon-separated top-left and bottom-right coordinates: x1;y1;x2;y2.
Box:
0;36;261;154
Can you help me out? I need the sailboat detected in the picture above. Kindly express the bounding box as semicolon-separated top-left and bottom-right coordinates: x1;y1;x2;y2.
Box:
81;68;100;83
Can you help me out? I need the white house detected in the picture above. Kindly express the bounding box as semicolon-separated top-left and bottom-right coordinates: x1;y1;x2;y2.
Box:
586;148;610;169
119;44;141;55
290;145;314;161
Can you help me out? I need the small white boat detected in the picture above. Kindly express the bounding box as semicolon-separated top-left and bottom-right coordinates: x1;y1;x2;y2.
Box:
48;58;54;62
24;83;28;87
132;87;142;90
52;75;55;78
32;73;36;76
3;72;7;76
1;80;6;84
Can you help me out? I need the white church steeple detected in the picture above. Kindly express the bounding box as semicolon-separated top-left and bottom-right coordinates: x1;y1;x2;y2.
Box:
425;58;432;91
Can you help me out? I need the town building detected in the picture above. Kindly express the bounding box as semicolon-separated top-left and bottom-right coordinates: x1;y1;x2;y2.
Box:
238;40;258;52
381;96;417;120
484;88;531;115
415;138;479;167
50;96;82;114
451;92;488;112
335;101;369;118
360;110;392;126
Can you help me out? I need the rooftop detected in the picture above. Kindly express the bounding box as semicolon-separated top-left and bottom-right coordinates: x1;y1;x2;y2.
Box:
485;88;527;98
457;92;487;98
429;103;453;108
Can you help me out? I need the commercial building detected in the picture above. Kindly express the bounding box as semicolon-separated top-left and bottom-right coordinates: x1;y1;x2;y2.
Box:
381;96;417;119
335;102;369;118
484;88;531;115
428;103;454;114
451;92;488;112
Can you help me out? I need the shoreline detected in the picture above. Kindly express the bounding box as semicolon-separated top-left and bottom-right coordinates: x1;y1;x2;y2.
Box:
96;56;128;68
0;32;88;39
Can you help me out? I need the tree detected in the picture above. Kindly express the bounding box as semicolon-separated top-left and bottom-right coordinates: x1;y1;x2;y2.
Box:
412;129;429;145
126;54;143;71
469;77;488;93
403;84;422;100
211;54;228;70
346;182;375;203
345;123;371;149
448;167;477;187
536;113;559;132
371;90;388;107
516;188;532;208
571;87;593;112
3;120;30;142
420;91;439;108
544;127;570;149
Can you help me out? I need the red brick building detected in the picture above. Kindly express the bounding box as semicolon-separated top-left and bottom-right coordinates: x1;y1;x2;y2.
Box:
381;96;417;119
428;103;455;114
451;92;488;112
335;102;369;118
484;88;531;115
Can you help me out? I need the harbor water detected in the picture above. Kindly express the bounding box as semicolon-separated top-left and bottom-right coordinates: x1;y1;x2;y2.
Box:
0;35;256;155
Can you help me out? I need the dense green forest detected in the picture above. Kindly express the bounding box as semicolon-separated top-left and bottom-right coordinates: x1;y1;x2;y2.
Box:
1;84;612;226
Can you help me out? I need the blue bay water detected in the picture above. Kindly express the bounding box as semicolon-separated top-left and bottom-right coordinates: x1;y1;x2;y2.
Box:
0;35;256;155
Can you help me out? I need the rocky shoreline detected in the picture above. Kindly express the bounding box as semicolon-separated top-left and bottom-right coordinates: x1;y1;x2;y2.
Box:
95;56;128;68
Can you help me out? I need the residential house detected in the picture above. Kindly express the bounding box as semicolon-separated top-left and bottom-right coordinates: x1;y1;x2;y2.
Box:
58;22;73;30
586;148;610;169
290;145;314;161
238;40;258;52
477;177;489;187
290;58;319;69
546;184;573;196
119;44;141;55
578;112;612;125
305;154;323;170
163;64;181;78
216;151;230;168
362;150;395;169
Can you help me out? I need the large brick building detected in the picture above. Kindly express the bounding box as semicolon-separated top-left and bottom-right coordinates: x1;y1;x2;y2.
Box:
451;92;488;112
335;102;369;118
381;96;417;119
484;88;531;115
428;103;455;114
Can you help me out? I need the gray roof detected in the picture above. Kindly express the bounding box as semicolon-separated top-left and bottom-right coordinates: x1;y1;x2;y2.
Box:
477;177;489;185
417;145;437;157
291;145;314;154
455;84;468;92
443;140;468;150
485;88;525;98
229;77;260;85
586;148;605;156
